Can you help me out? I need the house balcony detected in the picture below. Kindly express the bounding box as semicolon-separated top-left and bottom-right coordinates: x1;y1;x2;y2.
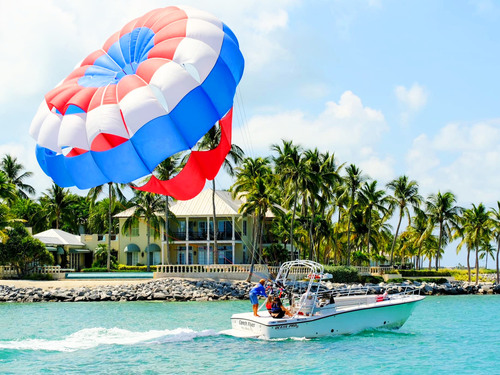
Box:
168;231;242;241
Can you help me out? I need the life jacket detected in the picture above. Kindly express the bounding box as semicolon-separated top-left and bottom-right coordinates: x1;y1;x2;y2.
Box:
270;302;282;314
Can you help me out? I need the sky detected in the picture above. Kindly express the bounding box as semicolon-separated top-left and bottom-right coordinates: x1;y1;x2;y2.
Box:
1;0;500;266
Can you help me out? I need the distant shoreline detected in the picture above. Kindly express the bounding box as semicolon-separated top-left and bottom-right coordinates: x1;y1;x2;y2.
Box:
0;278;499;303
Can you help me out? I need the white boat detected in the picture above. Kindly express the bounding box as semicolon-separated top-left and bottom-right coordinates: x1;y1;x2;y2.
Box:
222;260;425;339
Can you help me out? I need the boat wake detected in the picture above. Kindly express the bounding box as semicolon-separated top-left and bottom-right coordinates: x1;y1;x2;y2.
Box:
0;327;218;352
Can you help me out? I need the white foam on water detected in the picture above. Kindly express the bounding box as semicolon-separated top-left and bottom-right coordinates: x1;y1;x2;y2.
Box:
0;327;219;352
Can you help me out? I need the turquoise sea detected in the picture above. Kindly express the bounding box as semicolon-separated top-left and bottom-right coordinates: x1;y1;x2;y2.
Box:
0;295;499;374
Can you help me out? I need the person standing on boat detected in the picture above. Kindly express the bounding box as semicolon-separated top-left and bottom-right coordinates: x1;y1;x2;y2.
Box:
249;279;267;316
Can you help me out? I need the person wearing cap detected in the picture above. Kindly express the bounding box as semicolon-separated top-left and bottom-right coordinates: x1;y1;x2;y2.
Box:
249;279;267;316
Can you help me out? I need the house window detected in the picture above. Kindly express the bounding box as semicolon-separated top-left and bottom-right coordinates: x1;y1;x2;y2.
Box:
149;226;157;238
243;220;247;236
149;251;161;266
177;246;194;264
125;223;139;237
126;252;139;266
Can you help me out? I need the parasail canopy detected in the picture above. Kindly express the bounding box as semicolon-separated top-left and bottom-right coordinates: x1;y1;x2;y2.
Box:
30;5;244;200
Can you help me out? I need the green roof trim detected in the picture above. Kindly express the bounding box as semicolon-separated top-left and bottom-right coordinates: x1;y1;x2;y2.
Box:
69;248;91;254
46;246;65;255
124;243;140;253
145;243;161;252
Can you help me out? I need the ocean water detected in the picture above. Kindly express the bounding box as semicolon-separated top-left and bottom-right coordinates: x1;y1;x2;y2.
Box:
0;295;498;374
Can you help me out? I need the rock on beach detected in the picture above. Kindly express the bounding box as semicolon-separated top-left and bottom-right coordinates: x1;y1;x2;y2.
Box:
0;279;498;303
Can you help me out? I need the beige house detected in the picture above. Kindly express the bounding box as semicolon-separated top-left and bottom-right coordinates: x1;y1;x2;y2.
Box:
115;189;276;266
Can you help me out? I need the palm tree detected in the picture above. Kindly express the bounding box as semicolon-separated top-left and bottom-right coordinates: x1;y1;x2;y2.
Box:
425;191;461;270
488;202;500;284
458;204;491;285
358;180;390;254
403;208;431;269
238;174;278;281
10;198;47;233
153;155;184;265
39;184;77;229
454;215;472;281
343;164;366;265
0;154;35;201
272;140;305;260
123;191;165;271
232;157;273;275
88;182;130;270
196;123;244;264
299;150;341;261
0;171;17;205
386;175;422;266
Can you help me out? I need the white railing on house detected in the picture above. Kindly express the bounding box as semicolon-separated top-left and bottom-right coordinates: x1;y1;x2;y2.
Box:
157;264;275;275
354;266;394;275
0;265;75;279
155;264;311;280
0;265;17;278
34;266;75;274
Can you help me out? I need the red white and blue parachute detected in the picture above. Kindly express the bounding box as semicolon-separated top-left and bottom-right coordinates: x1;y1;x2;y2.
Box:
30;6;244;200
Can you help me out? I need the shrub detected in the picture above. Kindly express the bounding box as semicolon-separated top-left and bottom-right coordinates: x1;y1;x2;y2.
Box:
323;265;359;283
25;273;54;281
81;267;108;272
117;265;158;272
384;270;401;275
0;225;54;278
358;275;384;284
400;270;451;277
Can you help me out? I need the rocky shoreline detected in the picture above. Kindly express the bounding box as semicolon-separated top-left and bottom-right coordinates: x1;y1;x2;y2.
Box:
0;279;499;303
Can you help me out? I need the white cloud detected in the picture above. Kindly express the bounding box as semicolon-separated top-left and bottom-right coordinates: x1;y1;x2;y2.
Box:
234;90;390;174
359;155;395;182
395;83;428;125
407;120;500;206
252;9;289;33
299;83;330;100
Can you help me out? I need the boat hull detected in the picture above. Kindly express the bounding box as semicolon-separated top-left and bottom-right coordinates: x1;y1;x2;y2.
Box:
229;296;424;339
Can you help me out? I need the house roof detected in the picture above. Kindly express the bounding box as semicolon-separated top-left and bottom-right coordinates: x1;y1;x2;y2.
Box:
171;189;241;216
33;229;85;247
114;189;281;218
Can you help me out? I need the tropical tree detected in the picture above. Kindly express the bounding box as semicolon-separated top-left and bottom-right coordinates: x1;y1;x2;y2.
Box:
0;154;35;201
272;140;305;260
64;195;91;234
88;182;130;271
358;180;390;254
153;155;184;265
488;202;500;283
232;157;274;279
88;198;123;235
343;164;366;265
458;204;491;285
0;225;53;278
196;123;244;263
0;171;17;205
238;174;278;281
10;198;47;233
402;208;431;269
122;191;165;271
386;175;422;266
425;191;461;270
299;150;341;261
39;184;77;230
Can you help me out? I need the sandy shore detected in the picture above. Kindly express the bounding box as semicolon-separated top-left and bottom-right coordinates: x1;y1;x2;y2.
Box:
0;278;153;290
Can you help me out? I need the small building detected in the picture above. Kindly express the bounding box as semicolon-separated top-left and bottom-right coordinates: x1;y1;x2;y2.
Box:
115;189;277;266
33;229;92;271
